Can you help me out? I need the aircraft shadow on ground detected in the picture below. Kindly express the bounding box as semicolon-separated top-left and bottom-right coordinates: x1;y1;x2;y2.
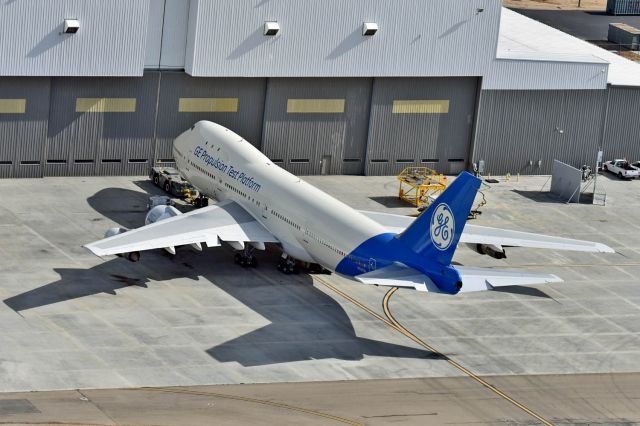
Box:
5;184;198;312
87;186;159;229
4;248;434;366
491;285;553;299
204;259;438;366
368;196;413;209
3;253;200;312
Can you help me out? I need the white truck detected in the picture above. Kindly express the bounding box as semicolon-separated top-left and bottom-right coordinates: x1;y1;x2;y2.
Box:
603;159;640;179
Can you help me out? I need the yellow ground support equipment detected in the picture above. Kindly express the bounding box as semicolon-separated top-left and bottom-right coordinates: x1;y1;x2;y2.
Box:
397;167;448;208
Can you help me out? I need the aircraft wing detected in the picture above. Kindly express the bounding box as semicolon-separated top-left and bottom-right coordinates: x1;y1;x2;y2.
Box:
359;210;614;253
85;200;278;256
359;210;414;234
354;263;561;293
460;224;614;253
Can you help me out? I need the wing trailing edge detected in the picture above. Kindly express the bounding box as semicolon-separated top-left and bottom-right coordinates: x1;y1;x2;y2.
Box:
84;200;278;257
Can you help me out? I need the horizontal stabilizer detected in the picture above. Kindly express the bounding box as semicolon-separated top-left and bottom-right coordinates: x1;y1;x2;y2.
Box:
456;266;562;293
354;264;439;292
355;263;562;294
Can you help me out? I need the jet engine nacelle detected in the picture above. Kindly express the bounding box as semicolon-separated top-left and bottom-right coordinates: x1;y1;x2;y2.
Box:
145;204;184;255
104;227;140;262
145;205;182;225
468;243;506;259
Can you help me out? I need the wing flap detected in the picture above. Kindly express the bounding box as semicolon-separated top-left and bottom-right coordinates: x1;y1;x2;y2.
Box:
358;210;414;234
85;200;278;256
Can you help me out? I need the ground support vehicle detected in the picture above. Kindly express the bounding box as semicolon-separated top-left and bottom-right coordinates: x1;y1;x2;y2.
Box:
603;160;640;179
150;166;209;207
397;167;448;208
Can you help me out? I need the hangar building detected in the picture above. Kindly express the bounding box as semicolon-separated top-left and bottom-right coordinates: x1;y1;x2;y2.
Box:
0;0;639;178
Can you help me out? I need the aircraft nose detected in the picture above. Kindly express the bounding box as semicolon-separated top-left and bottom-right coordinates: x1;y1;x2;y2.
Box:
174;125;194;152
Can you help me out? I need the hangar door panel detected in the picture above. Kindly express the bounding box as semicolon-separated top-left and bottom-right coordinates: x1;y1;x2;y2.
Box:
366;78;478;176
0;78;50;178
46;74;158;176
154;74;267;163
262;78;372;175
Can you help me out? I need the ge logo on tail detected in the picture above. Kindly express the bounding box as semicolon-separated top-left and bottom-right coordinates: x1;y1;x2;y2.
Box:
430;203;455;251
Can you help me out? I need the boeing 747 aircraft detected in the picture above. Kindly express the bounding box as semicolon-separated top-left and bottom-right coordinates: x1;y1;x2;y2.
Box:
85;121;613;294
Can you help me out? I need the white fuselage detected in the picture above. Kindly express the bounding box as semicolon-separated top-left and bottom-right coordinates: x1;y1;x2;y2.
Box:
173;121;387;272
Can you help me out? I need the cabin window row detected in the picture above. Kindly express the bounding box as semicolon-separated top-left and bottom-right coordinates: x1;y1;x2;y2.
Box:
305;229;346;257
271;210;301;231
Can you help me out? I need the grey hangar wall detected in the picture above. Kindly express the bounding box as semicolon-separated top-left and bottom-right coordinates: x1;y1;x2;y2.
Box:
0;72;637;177
472;88;640;176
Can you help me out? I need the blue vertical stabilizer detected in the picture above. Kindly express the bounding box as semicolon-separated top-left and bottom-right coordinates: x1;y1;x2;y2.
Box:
395;172;481;266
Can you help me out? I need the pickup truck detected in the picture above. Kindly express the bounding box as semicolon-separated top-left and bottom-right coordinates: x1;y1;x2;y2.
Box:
603;159;640;179
149;166;199;199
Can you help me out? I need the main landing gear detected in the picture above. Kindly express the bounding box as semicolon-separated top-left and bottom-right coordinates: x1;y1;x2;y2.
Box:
277;254;298;274
305;262;331;274
234;246;258;267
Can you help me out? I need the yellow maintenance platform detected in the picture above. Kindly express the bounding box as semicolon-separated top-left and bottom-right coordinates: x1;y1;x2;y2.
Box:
397;167;448;208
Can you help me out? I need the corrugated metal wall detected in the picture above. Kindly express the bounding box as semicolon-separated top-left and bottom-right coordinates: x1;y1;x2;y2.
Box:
365;78;478;176
485;57;609;91
46;74;159;176
261;78;372;175
1;73;638;179
155;73;266;162
603;87;640;160
0;78;50;178
0;0;149;77
185;0;499;78
473;89;607;175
